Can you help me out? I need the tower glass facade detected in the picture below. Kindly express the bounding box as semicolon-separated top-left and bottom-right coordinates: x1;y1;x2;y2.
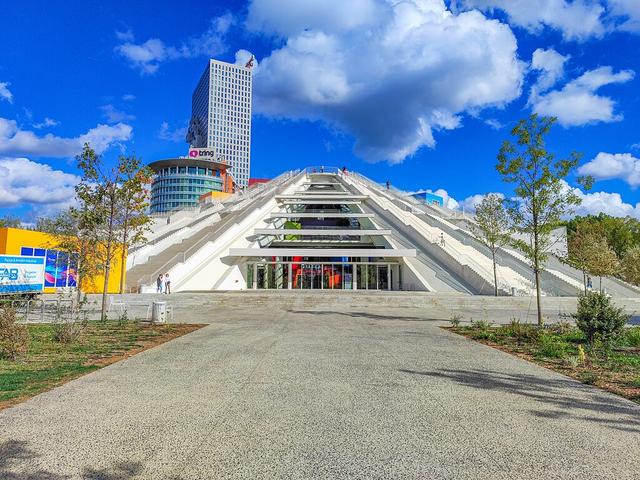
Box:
187;59;252;187
148;159;226;213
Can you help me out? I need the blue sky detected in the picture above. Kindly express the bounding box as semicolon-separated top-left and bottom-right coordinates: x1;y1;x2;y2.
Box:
1;0;639;222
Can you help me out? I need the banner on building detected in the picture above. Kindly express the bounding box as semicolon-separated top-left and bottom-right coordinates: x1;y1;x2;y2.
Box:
0;255;45;294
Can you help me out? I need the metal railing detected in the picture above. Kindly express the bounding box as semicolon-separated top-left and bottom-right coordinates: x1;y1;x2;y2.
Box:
133;170;301;290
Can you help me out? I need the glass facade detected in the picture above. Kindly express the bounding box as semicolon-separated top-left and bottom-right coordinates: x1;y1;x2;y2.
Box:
149;165;224;213
187;59;252;187
246;262;393;290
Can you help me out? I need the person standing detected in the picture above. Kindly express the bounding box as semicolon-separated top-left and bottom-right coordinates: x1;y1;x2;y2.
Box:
164;272;171;294
156;274;163;293
386;180;390;190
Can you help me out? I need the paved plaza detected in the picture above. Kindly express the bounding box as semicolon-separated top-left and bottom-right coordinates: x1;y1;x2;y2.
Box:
1;305;639;479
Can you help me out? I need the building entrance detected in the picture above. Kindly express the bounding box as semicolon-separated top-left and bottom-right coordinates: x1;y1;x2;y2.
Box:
247;262;394;290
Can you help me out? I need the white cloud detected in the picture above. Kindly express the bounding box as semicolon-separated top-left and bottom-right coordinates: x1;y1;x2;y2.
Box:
453;0;605;41
247;0;525;163
529;48;570;97
32;117;59;129
608;0;640;32
0;157;79;210
484;118;504;130
578;152;640;187
115;29;135;42
122;94;136;101
0;118;132;157
530;66;634;126
158;121;187;142
115;13;233;74
100;104;135;123
0;82;13;103
562;180;640;219
458;192;505;213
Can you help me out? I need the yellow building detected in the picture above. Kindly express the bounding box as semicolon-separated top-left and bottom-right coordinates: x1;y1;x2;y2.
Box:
0;227;125;294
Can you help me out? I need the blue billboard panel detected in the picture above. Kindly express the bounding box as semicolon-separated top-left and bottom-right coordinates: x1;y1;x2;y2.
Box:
0;255;45;294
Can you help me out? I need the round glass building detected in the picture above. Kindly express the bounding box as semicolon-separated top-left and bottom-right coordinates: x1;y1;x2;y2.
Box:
148;157;232;213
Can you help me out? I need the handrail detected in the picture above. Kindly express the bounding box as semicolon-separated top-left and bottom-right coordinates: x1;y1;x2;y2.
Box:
134;169;301;290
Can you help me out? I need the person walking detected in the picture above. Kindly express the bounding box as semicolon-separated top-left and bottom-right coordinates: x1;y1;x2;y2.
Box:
164;273;171;294
156;274;163;293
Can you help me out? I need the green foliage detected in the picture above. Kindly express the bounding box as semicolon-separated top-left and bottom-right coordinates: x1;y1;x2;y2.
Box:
536;334;569;359
496;114;591;326
498;319;540;341
0;215;22;228
471;194;510;296
564;213;640;260
283;220;302;240
621;247;640;286
573;291;630;347
619;327;640;348
0;306;29;361
449;313;463;327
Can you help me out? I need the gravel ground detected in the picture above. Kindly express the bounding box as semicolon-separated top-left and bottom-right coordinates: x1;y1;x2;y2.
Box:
1;307;639;479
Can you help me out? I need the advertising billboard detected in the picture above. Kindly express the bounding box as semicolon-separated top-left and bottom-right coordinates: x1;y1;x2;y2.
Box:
0;255;45;294
188;148;218;160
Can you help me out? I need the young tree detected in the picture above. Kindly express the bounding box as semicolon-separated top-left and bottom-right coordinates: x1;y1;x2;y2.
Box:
74;144;150;320
567;222;605;293
38;208;101;304
471;194;510;296
497;115;591;326
621;247;640;286
116;157;153;294
588;239;619;292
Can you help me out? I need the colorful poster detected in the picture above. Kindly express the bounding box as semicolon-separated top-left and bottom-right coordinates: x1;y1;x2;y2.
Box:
0;255;45;294
45;250;57;287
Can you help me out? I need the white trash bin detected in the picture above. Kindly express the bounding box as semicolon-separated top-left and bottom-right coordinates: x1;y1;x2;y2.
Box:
152;301;167;323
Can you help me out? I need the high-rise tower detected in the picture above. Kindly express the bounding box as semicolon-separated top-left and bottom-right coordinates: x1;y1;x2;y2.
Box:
186;59;252;187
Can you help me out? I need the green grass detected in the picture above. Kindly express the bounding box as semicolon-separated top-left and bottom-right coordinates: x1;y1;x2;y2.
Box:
0;321;201;406
449;323;640;403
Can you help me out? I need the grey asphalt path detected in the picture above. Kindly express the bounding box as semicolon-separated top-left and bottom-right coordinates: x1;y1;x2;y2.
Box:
1;307;639;479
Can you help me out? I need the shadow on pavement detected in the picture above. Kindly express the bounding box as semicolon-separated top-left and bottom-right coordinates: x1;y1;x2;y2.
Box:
0;439;153;480
286;309;433;322
399;368;640;433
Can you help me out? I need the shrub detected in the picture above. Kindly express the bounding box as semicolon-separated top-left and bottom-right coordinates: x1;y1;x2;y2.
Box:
449;313;462;327
51;293;87;343
536;334;569;359
572;292;629;347
0;306;30;361
547;321;572;336
620;327;640;348
500;319;540;341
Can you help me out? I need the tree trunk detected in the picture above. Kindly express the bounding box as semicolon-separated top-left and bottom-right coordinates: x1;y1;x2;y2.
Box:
599;276;603;293
492;248;498;296
535;267;543;327
582;271;587;294
100;191;116;321
119;220;128;295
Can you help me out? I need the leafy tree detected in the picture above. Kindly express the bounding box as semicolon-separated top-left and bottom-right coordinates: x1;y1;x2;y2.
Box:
621;247;640;286
0;216;22;228
471;194;510;296
74;144;151;320
116;158;153;294
497;114;591;326
588;239;619;292
38;208;101;303
564;213;640;259
567;222;618;293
